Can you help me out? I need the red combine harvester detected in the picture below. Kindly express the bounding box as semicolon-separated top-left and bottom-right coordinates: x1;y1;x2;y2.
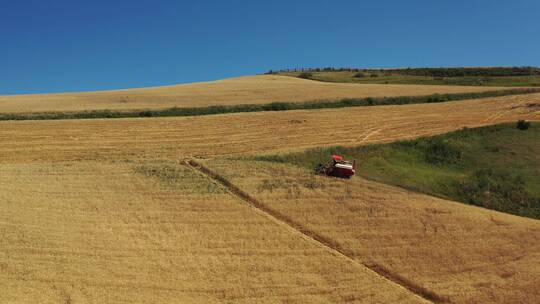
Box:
315;155;356;179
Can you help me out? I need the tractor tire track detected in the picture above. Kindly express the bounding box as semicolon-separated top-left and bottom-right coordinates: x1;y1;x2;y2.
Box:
357;128;383;144
483;99;523;123
184;159;448;304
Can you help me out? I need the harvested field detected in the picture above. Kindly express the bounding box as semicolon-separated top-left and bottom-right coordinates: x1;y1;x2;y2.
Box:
0;75;509;113
1;92;540;303
0;161;426;303
0;92;538;163
202;158;540;303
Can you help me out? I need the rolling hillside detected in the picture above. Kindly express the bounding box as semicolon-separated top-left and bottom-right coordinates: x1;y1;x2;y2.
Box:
0;75;509;113
1;75;539;303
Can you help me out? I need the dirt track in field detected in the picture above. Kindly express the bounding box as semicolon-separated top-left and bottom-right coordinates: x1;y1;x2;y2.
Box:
0;92;538;163
0;75;508;113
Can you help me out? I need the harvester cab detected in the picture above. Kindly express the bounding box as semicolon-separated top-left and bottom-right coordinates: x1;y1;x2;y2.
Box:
315;155;356;179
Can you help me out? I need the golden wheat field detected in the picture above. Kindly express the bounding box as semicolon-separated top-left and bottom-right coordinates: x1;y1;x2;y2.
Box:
0;92;538;163
202;159;540;303
1;80;540;303
0;75;508;113
0;161;428;303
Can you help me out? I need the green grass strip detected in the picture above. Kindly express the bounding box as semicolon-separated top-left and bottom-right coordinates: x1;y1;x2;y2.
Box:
252;122;540;220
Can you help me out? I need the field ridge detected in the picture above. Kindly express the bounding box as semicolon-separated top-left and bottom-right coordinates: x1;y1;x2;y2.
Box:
185;159;445;303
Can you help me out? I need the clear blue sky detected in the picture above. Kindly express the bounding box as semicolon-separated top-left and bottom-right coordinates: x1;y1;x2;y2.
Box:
1;0;539;94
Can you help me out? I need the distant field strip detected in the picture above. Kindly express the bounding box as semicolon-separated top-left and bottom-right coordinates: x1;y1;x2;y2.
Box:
1;88;539;121
186;159;442;303
0;75;514;113
276;68;540;87
1;93;538;163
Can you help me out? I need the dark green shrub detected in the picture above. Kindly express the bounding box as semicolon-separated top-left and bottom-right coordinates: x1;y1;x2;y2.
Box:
517;120;530;130
139;111;153;117
298;72;313;79
354;72;366;78
382;67;540;77
263;102;292;111
458;169;530;213
366;97;376;106
423;139;462;165
426;94;442;103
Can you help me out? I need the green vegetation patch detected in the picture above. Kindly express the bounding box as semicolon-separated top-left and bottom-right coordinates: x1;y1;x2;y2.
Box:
1;88;539;121
134;162;225;194
254;122;540;219
275;67;540;87
270;66;540;77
